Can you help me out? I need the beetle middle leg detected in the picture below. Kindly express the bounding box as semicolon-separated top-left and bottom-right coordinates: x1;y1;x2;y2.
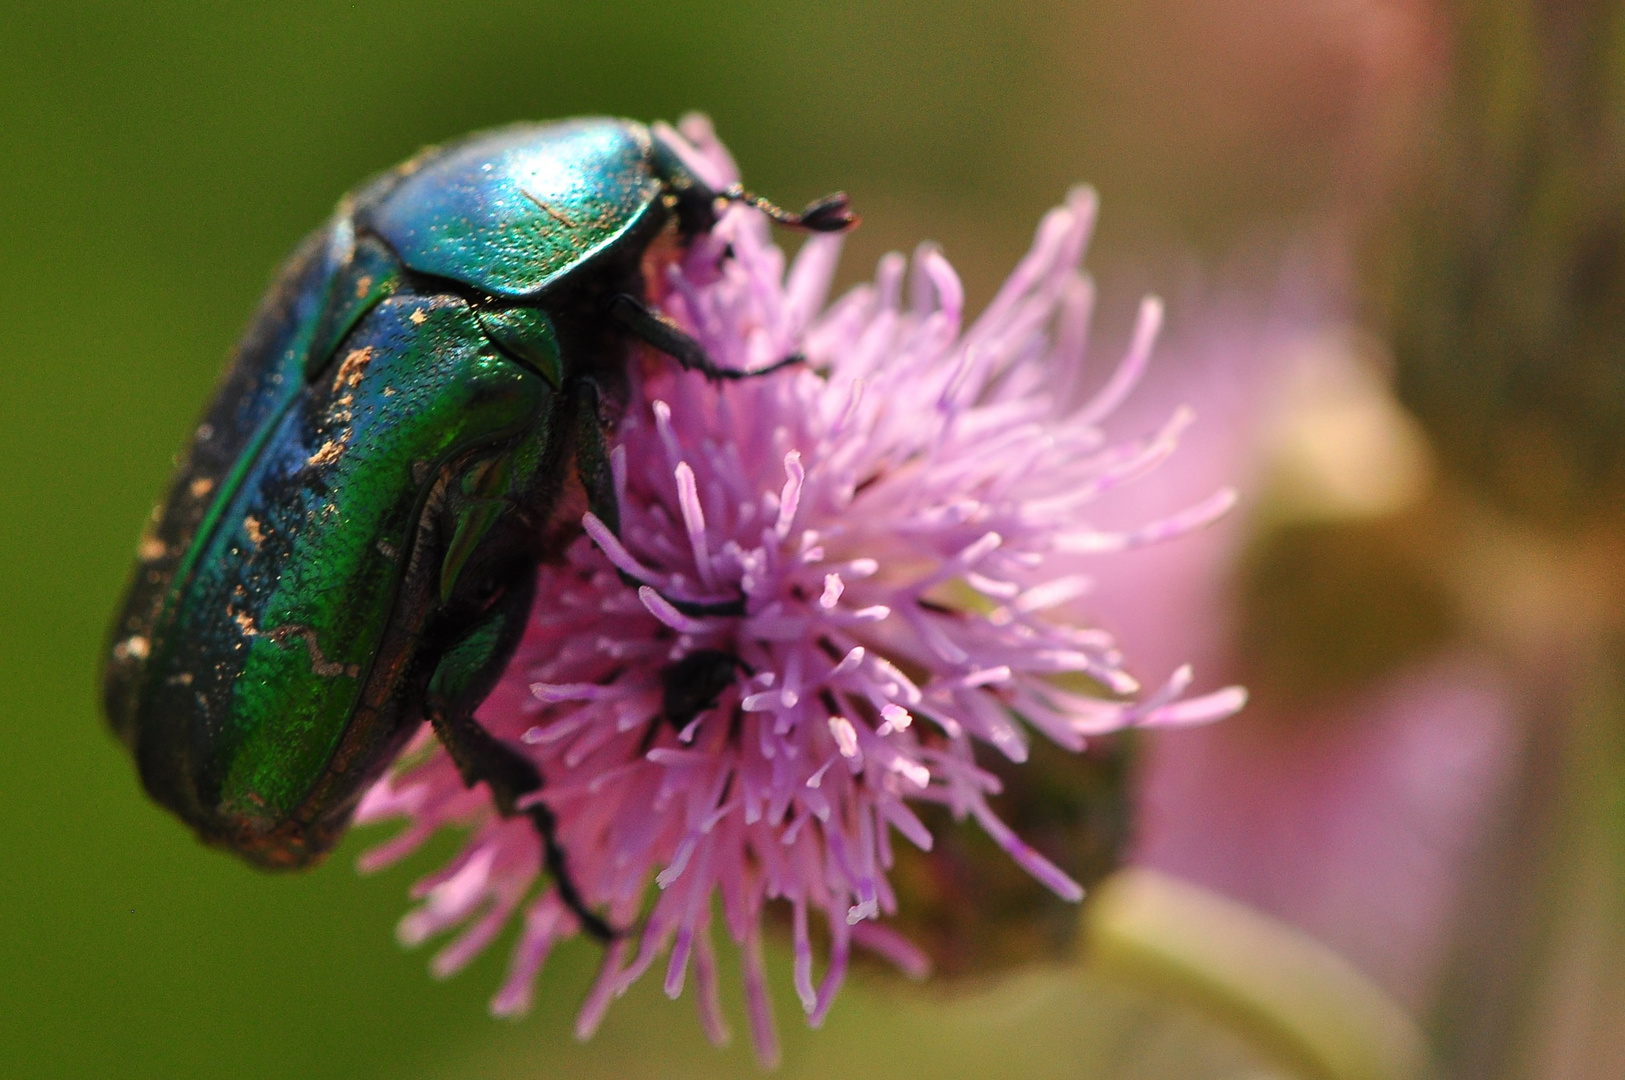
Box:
607;294;804;382
423;575;616;942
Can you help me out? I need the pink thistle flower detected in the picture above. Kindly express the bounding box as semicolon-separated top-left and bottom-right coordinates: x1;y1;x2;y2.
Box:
354;115;1245;1066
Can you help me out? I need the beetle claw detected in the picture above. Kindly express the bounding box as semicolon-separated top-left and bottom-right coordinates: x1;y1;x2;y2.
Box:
525;802;619;943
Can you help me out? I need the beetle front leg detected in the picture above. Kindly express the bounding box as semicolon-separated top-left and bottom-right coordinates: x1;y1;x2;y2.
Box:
424;582;616;943
572;379;746;617
607;294;803;381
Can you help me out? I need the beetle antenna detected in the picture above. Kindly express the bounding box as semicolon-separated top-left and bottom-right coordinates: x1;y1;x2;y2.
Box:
720;185;857;232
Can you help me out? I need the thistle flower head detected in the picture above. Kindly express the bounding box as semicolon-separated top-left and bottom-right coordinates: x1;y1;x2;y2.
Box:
355;115;1244;1066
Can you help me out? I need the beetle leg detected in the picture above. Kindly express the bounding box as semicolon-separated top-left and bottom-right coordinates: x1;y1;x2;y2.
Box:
570;377;619;536
572;378;747;618
427;705;616;943
424;583;616;943
607;294;804;381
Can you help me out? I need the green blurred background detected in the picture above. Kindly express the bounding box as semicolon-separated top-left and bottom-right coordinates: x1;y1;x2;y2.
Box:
5;2;1622;1078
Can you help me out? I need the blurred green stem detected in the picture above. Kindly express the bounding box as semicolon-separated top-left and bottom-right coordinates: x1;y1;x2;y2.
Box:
1087;869;1431;1080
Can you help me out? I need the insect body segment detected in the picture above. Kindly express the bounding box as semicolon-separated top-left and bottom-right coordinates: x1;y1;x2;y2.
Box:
104;117;853;941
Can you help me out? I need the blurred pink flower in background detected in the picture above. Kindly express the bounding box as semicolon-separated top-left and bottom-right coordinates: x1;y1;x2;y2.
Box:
1136;648;1519;1010
354;116;1243;1065
1099;276;1528;1018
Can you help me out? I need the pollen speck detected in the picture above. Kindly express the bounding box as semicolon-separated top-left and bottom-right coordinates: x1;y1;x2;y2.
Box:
114;636;150;662
189;477;214;499
308;439;345;468
410;308;427;326
332;346;374;392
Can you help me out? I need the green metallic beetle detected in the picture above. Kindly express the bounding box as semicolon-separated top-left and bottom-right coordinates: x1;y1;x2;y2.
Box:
103;118;851;939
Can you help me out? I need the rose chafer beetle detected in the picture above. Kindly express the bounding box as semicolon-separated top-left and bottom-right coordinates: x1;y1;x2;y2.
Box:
104;118;851;939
